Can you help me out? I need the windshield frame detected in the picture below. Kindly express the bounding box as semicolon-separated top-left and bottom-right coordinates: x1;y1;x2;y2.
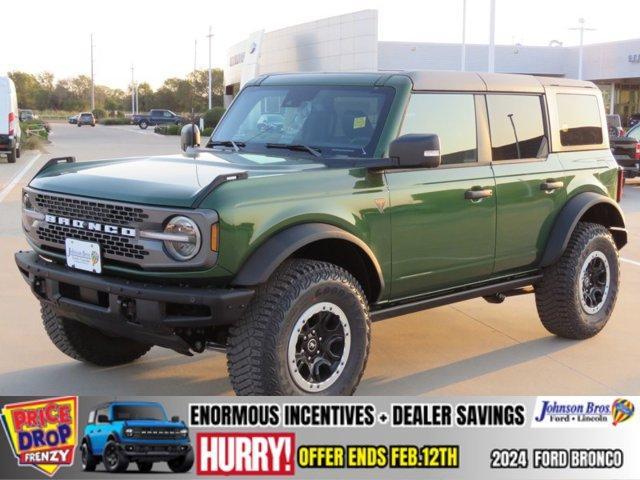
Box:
209;84;396;159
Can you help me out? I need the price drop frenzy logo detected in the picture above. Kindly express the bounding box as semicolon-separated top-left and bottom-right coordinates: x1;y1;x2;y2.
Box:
1;396;77;477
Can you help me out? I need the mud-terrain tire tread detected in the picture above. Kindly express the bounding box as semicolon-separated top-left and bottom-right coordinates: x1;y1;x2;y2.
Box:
81;443;99;471
41;303;151;366
227;259;370;396
535;222;619;339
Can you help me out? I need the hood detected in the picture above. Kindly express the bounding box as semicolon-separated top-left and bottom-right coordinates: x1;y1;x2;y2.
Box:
29;151;322;208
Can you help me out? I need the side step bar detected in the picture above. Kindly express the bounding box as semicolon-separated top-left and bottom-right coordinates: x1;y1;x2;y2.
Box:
370;274;542;322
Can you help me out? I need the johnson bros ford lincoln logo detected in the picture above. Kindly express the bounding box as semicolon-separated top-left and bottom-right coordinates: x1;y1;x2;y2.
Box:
532;397;635;428
1;396;77;476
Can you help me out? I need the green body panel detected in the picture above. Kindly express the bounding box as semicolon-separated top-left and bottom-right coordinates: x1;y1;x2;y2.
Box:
386;165;496;300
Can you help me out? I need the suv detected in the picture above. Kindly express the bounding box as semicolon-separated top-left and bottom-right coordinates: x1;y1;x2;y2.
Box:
132;109;186;129
77;112;96;127
15;71;627;396
81;401;193;473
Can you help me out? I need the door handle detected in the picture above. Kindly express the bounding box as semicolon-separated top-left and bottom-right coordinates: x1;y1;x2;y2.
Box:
465;188;493;200
540;180;564;192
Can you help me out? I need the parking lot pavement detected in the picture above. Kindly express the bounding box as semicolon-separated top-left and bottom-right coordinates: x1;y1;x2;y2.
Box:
1;123;639;396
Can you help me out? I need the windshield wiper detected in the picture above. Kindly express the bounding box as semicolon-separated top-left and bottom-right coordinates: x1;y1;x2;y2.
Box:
210;140;245;152
266;143;322;157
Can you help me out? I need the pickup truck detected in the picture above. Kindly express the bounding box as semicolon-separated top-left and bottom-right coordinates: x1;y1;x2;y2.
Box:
131;109;186;129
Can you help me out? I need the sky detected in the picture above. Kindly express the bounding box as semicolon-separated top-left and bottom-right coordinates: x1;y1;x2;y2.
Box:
0;0;634;90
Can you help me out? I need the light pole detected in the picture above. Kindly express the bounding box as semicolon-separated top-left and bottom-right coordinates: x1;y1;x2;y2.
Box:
488;0;496;73
130;65;135;115
569;18;595;80
207;26;214;110
90;33;95;110
461;0;466;71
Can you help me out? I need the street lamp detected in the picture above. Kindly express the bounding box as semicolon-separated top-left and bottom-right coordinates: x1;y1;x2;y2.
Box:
569;18;595;80
207;26;214;110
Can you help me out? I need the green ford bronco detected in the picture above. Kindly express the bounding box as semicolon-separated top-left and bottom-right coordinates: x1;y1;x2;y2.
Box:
16;71;627;395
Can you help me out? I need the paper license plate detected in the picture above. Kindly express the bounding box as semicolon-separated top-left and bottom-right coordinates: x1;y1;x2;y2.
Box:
65;238;102;274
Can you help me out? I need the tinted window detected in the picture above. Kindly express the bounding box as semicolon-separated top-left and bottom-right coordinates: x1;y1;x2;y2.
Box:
400;93;477;164
112;405;165;421
487;95;546;160
557;94;603;146
212;85;394;158
96;408;109;423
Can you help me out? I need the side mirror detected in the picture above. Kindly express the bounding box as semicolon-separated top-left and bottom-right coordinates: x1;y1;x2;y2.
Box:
389;134;441;169
171;416;180;422
181;124;201;152
97;414;110;424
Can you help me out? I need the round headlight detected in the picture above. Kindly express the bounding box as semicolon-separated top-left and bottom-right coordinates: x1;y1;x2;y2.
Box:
124;428;134;437
179;428;188;437
22;193;32;210
164;216;201;261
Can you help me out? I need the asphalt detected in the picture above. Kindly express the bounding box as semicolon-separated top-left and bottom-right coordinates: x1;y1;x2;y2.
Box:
1;122;639;396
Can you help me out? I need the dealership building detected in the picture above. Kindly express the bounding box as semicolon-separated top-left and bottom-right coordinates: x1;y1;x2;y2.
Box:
224;10;640;121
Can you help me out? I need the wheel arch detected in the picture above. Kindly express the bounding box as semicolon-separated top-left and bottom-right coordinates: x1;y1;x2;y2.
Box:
541;192;627;267
231;223;384;303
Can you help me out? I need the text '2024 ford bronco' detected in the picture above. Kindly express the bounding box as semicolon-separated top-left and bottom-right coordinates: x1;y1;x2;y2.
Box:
16;71;627;396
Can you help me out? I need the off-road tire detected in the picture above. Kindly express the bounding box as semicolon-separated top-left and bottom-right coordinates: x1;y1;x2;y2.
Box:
227;259;371;396
7;148;16;163
535;222;619;339
81;443;99;471
167;450;194;473
16;147;20;158
139;120;148;129
137;461;153;473
41;303;151;366
102;440;129;473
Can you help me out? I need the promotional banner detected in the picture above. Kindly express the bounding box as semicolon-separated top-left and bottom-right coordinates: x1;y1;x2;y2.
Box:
0;396;638;479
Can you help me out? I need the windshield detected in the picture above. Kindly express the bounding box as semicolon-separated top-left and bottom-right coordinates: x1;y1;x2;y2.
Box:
212;85;394;158
113;405;166;421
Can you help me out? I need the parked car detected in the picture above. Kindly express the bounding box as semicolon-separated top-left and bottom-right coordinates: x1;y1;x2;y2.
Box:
16;71;628;396
19;109;37;122
77;112;96;127
0;77;21;163
628;113;640;129
80;401;193;473
612;123;640;179
68;114;78;124
607;114;625;137
131;109;186;129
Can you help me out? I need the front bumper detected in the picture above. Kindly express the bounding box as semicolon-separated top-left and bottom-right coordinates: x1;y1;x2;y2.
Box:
119;442;191;462
15;251;253;354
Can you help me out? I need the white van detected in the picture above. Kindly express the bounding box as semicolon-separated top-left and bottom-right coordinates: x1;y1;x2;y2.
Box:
0;76;21;163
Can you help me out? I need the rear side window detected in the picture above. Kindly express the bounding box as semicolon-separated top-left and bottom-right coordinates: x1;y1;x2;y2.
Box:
557;94;603;146
400;93;477;165
487;94;546;161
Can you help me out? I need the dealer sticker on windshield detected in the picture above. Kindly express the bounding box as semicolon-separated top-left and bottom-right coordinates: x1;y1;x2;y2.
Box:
65;238;102;274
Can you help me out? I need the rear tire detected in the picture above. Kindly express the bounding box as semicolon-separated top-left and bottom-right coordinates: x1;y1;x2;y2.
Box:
139;120;148;129
227;259;371;396
137;461;153;473
103;441;129;473
41;303;151;366
535;222;619;339
7;148;16;163
167;450;194;473
81;443;99;472
16;147;20;158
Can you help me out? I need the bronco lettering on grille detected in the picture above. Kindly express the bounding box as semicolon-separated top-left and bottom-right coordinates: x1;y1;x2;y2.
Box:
44;214;136;237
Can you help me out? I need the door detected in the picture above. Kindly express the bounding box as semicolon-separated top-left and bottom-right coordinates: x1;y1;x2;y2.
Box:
387;93;497;300
90;407;111;454
486;94;567;272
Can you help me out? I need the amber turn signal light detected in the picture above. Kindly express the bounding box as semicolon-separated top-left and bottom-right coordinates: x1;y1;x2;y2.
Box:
210;223;219;252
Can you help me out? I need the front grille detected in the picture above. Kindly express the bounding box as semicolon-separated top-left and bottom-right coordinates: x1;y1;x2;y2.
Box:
37;224;148;260
34;193;148;226
130;427;182;440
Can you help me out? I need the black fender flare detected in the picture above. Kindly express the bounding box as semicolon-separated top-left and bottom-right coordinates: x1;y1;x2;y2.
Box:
540;192;627;267
231;223;385;296
81;436;93;453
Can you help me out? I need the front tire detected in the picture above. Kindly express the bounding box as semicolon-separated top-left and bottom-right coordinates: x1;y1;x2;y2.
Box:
168;450;194;473
227;259;371;396
7;147;16;163
137;461;153;473
102;441;129;473
41;303;151;366
81;443;99;471
535;222;619;339
139;120;148;129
